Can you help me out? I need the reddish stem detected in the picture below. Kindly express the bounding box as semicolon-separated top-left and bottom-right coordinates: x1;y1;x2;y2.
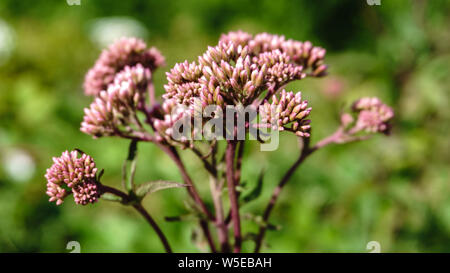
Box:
226;140;242;253
99;184;172;253
133;203;172;253
253;129;352;252
157;143;215;221
199;220;217;253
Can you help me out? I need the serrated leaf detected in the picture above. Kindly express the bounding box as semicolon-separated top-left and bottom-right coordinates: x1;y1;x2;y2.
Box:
136;180;187;199
241;170;264;204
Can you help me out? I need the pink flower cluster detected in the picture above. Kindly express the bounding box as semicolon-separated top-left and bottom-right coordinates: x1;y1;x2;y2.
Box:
78;32;393;146
351;97;394;134
158;31;327;142
339;97;395;136
259;90;312;137
81;64;152;138
45;150;99;205
84;37;164;96
164;31;326;109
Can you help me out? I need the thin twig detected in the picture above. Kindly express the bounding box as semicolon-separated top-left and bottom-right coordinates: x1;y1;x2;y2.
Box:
99;184;172;253
145;116;217;252
133;203;173;253
253;128;362;252
253;138;312;252
156;143;215;221
199;220;217;253
191;145;217;177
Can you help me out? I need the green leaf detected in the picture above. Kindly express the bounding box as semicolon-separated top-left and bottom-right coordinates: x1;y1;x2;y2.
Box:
241;169;264;204
101;193;123;202
135;180;187;199
122;140;138;192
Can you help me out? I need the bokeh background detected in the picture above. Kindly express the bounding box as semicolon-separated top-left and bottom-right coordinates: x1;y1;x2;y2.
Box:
0;0;449;252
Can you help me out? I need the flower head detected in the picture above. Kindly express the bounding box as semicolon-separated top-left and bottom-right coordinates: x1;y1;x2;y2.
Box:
81;64;151;138
153;99;196;146
45;150;98;205
164;32;327;112
72;179;100;205
350;97;394;134
220;30;253;47
159;32;326;140
248;33;327;77
84;37;164;96
259;90;312;137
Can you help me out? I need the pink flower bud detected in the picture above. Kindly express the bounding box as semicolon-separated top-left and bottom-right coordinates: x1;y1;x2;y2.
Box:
45;150;99;206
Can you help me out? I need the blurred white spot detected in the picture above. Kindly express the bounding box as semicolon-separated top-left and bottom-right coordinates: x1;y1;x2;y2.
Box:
0;18;15;66
366;241;381;253
66;0;81;5
66;241;81;253
2;148;36;183
89;17;148;48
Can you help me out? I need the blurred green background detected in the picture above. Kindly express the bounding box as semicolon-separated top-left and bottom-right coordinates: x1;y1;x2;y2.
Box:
0;0;449;252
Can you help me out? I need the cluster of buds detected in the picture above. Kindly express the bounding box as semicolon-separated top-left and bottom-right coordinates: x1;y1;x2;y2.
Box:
340;97;394;135
221;31;327;77
351;97;394;134
153;99;196;147
45;150;99;205
84;37;165;96
81;64;152;138
259;90;312;137
254;50;306;88
159;31;327;142
164;31;327;107
219;30;253;47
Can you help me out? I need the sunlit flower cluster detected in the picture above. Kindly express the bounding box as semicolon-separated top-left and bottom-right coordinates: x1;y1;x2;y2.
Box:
81;64;152;138
45;150;98;205
84;37;164;96
159;31;328;141
164;31;326;110
259;90;311;137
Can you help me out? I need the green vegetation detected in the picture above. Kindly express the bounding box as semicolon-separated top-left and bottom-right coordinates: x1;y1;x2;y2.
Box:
0;0;449;252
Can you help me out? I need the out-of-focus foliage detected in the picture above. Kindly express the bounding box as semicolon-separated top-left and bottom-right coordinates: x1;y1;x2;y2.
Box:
0;0;449;252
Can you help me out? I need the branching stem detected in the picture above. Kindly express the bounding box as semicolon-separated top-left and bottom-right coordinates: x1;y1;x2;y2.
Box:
99;184;172;253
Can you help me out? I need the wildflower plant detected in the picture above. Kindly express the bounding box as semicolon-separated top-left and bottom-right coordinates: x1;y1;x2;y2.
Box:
45;33;394;253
